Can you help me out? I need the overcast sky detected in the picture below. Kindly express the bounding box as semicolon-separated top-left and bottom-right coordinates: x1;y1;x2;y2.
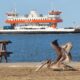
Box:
0;0;80;28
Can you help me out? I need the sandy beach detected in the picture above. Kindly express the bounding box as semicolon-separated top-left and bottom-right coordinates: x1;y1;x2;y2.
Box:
0;62;79;80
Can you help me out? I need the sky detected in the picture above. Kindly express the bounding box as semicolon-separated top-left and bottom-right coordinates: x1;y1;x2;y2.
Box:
0;0;80;28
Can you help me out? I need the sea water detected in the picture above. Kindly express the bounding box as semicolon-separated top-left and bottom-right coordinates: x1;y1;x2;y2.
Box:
0;33;80;62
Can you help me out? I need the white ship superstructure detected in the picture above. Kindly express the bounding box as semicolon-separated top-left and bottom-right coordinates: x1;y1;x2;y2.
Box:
5;10;62;29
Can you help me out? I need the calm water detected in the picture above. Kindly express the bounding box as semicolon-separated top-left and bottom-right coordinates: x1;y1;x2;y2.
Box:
0;33;80;62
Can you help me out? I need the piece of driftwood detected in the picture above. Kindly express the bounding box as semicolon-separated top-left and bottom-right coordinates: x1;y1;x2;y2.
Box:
35;40;77;71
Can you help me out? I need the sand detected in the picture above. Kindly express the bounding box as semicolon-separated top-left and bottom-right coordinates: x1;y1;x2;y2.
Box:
0;62;80;80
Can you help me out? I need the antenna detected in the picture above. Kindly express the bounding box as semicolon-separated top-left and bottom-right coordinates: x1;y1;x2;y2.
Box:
10;0;17;13
50;0;56;11
73;21;76;28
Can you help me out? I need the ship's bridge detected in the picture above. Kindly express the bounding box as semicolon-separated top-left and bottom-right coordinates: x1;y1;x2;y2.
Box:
28;11;40;17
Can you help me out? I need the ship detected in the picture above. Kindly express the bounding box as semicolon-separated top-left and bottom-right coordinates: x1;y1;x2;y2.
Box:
0;9;78;34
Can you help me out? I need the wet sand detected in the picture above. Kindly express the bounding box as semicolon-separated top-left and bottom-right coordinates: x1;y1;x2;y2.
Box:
0;62;80;80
